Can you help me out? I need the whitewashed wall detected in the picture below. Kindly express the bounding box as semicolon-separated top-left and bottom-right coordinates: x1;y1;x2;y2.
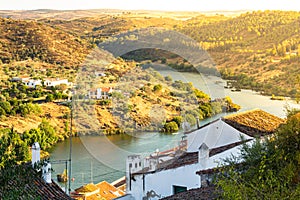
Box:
187;119;252;152
129;163;200;200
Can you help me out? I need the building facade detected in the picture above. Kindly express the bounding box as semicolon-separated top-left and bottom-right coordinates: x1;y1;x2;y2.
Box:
120;109;284;200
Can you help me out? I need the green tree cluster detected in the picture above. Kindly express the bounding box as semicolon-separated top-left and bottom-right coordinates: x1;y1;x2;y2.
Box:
216;110;300;199
0;119;57;169
0;98;41;117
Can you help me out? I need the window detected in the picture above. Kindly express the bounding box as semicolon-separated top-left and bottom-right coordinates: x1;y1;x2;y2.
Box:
135;163;137;168
173;185;187;194
129;163;132;168
139;162;141;167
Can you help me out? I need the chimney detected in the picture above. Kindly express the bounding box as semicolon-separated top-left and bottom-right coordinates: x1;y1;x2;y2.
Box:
42;162;52;184
32;142;40;167
198;143;209;164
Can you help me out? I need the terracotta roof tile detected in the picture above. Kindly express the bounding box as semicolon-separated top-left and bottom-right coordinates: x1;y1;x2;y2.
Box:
0;164;71;200
196;162;245;176
137;140;247;172
72;181;125;200
96;181;125;199
160;186;220;200
209;139;251;157
222;109;284;137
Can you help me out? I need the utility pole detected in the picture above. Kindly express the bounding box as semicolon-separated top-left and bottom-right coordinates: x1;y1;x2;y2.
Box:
68;102;73;195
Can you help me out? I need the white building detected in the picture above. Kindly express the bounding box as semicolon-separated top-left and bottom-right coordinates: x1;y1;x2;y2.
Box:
44;78;71;87
120;109;284;200
22;79;42;88
88;87;113;99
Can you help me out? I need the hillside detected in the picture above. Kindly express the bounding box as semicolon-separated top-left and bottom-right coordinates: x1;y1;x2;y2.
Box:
178;11;300;97
39;14;181;45
0;17;90;66
0;102;70;139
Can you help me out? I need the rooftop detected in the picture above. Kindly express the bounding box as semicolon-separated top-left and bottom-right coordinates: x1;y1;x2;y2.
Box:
196;162;245;176
71;181;125;200
160;186;220;200
96;181;125;199
75;183;99;194
0;164;71;200
222;109;285;137
133;140;247;173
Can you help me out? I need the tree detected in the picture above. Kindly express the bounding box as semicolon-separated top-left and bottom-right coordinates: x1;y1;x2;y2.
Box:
162;121;179;133
216;111;300;199
173;116;183;127
153;84;162;93
0;101;11;115
46;94;54;102
164;75;173;82
0;128;30;169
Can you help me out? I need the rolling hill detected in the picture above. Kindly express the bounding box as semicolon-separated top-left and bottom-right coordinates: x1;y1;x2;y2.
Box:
0;17;90;67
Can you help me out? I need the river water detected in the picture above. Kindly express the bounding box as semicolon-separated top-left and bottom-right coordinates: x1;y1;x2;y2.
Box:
50;69;300;190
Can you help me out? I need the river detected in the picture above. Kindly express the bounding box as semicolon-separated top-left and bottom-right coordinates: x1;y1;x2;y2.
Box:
50;68;300;191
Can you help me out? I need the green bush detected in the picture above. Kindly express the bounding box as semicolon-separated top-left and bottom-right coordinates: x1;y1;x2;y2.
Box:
173;116;183;127
45;94;54;102
153;84;162;92
162;121;179;133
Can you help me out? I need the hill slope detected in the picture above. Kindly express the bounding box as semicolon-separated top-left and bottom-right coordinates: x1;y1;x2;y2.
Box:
0;17;90;66
179;11;300;97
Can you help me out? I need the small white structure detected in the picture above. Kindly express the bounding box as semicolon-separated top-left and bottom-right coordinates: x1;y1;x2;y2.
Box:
11;76;42;88
88;87;113;99
11;75;30;82
22;79;42;88
31;142;52;184
31;142;40;167
44;78;71;87
42;162;52;184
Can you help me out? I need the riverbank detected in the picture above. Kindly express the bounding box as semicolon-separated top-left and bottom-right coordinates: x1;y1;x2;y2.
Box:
50;73;300;190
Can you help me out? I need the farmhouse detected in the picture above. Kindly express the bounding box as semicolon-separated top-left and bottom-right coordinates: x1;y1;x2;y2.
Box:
44;78;71;87
88;87;113;99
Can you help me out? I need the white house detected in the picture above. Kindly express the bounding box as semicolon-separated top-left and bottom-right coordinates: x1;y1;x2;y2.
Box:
22;79;42;88
11;75;30;82
88;87;113;99
11;75;42;88
44;78;71;87
120;109;284;200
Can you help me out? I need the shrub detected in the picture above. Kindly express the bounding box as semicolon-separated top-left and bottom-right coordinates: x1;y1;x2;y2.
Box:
162;121;179;133
46;94;54;102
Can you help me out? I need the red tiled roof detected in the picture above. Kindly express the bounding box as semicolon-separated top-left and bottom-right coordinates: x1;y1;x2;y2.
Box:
101;87;111;92
222;109;284;137
0;164;71;200
185;109;284;137
209;139;251;157
160;186;220;200
96;181;125;199
136;140;249;173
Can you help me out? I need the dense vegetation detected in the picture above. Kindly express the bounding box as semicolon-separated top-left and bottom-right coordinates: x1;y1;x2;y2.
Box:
216;110;300;199
0;119;58;169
